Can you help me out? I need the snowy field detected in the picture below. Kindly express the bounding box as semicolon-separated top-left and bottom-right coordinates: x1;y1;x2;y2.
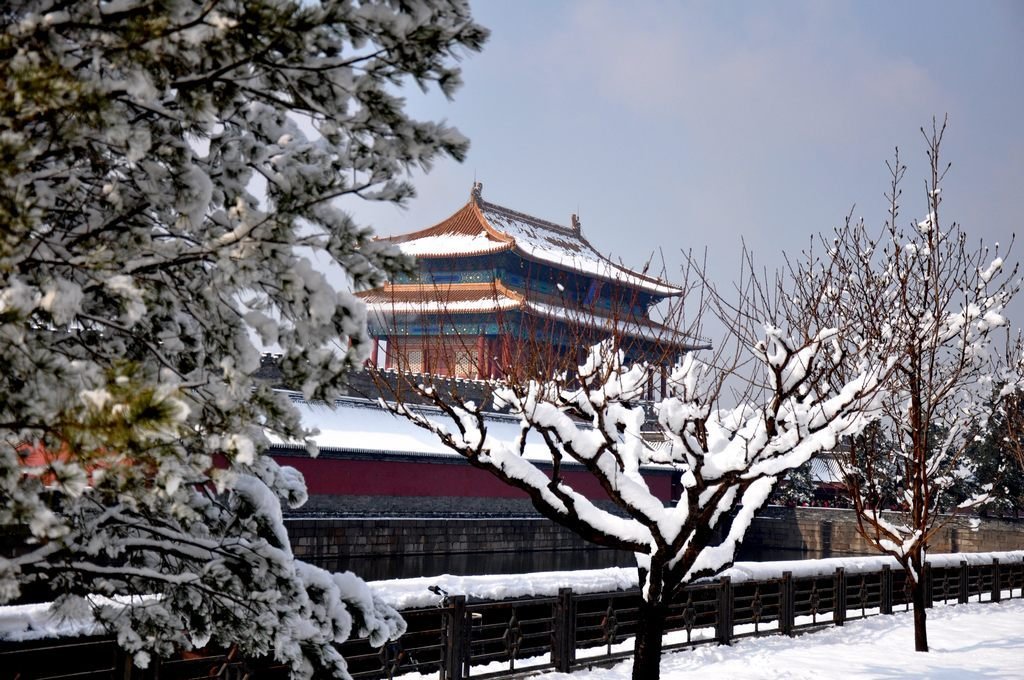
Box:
539;598;1024;680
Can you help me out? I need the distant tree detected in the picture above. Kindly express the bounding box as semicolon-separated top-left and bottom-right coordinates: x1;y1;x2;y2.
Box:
794;119;1021;652
975;397;1024;514
842;422;903;511
769;459;817;506
374;256;888;680
0;1;486;676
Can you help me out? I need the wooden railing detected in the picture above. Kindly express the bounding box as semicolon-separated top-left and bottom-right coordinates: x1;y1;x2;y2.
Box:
3;557;1022;680
338;557;1024;679
0;638;291;680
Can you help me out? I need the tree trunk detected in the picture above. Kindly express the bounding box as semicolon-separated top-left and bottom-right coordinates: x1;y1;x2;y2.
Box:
632;598;669;680
913;557;929;655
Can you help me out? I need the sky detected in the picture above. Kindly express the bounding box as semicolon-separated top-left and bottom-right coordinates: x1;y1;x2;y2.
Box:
342;1;1024;339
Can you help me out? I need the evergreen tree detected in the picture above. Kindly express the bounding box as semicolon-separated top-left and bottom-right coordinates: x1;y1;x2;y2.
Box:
970;404;1024;515
0;1;487;676
770;460;817;506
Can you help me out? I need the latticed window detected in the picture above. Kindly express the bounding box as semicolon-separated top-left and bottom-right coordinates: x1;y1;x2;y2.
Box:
405;348;424;373
453;348;475;378
390;338;429;372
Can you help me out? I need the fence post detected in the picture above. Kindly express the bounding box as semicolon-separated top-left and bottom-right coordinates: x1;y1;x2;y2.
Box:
716;577;733;645
833;568;846;626
444;595;467;680
992;558;1002;603
923;563;933;608
552;588;576;672
779;572;795;636
880;565;893;615
958;561;969;604
115;645;132;680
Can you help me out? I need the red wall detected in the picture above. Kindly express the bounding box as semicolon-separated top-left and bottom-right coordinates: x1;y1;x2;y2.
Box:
276;454;672;502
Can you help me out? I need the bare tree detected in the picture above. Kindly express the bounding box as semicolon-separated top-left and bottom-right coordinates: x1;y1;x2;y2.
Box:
793;118;1021;652
370;255;888;680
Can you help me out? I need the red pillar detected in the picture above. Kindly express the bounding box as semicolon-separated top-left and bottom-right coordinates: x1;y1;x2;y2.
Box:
370;337;379;368
476;334;487;380
500;335;512;378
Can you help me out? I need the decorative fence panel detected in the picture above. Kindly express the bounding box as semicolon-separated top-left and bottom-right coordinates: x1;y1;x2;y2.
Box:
4;558;1022;680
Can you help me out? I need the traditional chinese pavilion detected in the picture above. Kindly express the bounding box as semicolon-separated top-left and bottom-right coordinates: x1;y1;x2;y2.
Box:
358;184;707;389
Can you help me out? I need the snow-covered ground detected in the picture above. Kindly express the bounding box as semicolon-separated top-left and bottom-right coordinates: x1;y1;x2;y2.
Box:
541;598;1024;680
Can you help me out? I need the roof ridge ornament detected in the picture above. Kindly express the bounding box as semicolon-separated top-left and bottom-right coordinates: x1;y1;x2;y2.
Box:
570;213;581;234
471;181;483;202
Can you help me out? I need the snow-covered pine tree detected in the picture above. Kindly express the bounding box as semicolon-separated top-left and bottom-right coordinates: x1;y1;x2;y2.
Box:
769;459;818;506
793;119;1022;653
375;254;890;680
963;411;1024;516
0;1;486;676
996;345;1024;485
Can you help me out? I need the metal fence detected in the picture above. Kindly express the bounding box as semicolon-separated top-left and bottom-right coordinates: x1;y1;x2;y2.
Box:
3;558;1022;680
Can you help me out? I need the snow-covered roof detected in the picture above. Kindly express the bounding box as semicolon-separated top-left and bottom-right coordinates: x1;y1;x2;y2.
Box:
390;231;508;258
358;280;525;314
268;394;560;463
269;394;682;472
362;295;522;314
523;300;703;346
810;456;844;485
382;185;682;297
359;281;708;349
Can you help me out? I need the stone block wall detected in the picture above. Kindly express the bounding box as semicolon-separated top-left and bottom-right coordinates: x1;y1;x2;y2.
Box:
300;494;554;517
286;517;600;574
743;507;1024;558
284;508;1024;580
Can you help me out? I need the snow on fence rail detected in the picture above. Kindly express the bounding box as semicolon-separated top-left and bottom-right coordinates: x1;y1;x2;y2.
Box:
2;552;1023;680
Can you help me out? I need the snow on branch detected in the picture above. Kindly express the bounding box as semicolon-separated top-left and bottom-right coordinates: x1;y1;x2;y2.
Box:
376;308;887;605
0;0;488;676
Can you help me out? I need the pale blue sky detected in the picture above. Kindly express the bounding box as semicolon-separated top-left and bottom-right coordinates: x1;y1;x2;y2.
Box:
344;0;1024;329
